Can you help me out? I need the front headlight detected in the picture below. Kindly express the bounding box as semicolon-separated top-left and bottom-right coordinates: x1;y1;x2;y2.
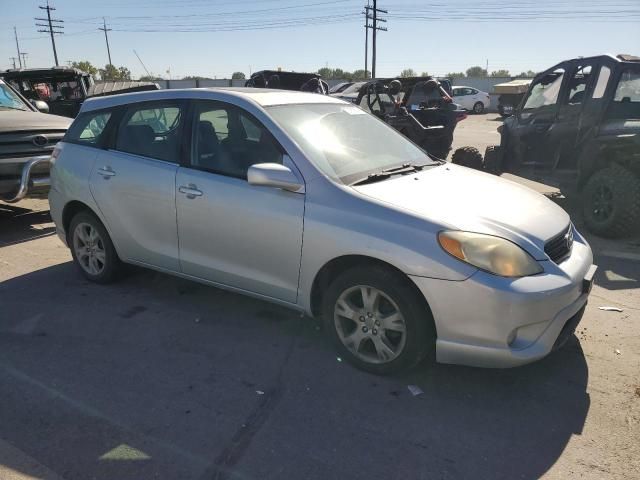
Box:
438;231;543;277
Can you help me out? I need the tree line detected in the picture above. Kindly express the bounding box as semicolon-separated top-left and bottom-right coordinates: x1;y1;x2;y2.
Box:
69;60;538;82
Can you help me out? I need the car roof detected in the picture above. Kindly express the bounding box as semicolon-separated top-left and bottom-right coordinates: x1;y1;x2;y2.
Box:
80;87;346;113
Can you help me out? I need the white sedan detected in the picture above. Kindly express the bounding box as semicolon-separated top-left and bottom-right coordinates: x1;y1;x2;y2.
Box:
452;86;491;113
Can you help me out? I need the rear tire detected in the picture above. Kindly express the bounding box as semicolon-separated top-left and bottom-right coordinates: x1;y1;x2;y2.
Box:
69;211;122;283
451;146;483;170
322;266;435;375
483;145;503;175
582;165;640;238
473;101;485;114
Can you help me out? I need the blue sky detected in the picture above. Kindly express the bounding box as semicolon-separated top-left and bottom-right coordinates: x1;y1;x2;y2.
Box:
1;0;639;79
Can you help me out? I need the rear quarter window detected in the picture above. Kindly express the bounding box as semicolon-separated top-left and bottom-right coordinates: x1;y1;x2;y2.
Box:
65;110;112;146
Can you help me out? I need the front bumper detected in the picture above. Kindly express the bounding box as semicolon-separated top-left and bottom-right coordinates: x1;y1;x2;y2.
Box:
0;155;51;203
410;235;595;368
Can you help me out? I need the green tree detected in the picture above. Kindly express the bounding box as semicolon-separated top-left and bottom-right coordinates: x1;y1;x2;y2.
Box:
231;72;246;80
490;69;511;77
420;71;430;77
139;75;163;81
516;70;537;78
400;68;417;78
446;72;465;79
71;60;97;77
351;69;371;80
466;66;488;77
181;75;213;80
317;67;333;79
99;64;131;81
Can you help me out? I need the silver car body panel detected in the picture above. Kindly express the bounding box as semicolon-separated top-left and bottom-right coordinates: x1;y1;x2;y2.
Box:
50;88;595;368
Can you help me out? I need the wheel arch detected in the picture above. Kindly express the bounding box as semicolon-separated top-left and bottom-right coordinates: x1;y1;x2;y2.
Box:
308;254;432;320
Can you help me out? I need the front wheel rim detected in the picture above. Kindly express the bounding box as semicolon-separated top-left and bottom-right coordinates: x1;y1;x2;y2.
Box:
334;285;407;364
73;222;106;275
591;185;614;222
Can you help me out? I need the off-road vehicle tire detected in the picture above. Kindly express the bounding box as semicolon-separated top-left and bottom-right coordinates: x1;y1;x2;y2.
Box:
69;211;122;283
582;164;640;238
323;265;435;375
451;146;483;170
484;145;503;175
473;101;485;114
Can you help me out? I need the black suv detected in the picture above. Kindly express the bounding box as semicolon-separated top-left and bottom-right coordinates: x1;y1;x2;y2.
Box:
354;77;466;158
0;78;70;203
483;54;640;237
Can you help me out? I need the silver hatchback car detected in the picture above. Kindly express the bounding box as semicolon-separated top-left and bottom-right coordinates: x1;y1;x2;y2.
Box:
49;88;596;374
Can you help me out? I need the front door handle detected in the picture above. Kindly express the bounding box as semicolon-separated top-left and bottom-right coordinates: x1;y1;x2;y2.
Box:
178;184;203;199
97;166;116;178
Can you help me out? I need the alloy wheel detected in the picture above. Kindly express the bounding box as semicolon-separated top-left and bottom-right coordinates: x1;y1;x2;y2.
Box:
73;222;106;276
334;285;407;364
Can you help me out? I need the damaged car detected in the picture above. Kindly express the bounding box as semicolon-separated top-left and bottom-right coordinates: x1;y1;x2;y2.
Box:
2;67;159;118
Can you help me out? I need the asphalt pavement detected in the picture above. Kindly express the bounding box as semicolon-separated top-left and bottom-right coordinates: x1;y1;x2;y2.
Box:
1;115;638;480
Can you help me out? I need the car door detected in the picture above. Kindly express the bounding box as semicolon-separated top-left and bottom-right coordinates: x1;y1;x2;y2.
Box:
513;67;567;167
89;100;186;271
551;62;597;168
175;100;305;303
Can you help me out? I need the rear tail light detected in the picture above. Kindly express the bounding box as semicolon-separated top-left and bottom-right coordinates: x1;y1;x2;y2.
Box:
50;145;62;164
456;113;468;122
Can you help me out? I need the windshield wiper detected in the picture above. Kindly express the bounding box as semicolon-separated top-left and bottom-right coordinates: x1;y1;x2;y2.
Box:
350;162;431;186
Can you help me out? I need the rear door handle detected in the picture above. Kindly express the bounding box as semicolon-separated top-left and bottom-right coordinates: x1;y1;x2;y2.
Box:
97;166;116;178
178;184;203;199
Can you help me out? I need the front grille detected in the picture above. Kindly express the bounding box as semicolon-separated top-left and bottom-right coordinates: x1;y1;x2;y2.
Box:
545;224;574;263
0;130;66;159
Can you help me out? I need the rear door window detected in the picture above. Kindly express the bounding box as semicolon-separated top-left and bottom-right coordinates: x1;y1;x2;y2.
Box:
65;110;112;146
115;102;185;163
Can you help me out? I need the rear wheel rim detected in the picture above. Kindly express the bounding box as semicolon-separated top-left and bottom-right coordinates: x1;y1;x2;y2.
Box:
73;222;106;276
591;185;614;222
334;285;407;365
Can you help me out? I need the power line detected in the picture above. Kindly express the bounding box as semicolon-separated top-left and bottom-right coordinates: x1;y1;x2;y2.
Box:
20;52;28;68
9;57;18;69
98;17;113;65
35;0;64;66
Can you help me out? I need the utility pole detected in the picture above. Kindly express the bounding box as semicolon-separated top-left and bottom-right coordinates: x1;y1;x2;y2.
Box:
9;57;18;69
364;1;387;79
98;18;112;66
35;1;64;66
14;27;23;68
20;52;28;68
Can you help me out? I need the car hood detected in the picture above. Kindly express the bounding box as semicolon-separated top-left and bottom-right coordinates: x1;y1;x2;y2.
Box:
0;109;71;132
352;163;570;260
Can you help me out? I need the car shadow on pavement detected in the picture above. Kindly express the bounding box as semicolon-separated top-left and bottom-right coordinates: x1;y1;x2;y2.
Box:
0;203;55;246
0;262;589;480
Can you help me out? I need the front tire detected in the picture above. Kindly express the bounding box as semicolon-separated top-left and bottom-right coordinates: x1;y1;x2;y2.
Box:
582;165;640;238
451;146;483;170
69;211;122;283
473;101;485;114
323;266;435;375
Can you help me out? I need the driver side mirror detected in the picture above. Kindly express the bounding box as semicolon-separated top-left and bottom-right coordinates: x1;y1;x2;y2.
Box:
30;99;49;113
248;163;304;193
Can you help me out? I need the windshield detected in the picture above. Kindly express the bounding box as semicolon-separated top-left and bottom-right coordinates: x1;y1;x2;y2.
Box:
267;103;436;184
0;81;29;111
340;82;366;95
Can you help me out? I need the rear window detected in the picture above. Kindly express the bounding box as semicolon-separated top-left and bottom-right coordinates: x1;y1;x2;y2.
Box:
65;110;112;146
